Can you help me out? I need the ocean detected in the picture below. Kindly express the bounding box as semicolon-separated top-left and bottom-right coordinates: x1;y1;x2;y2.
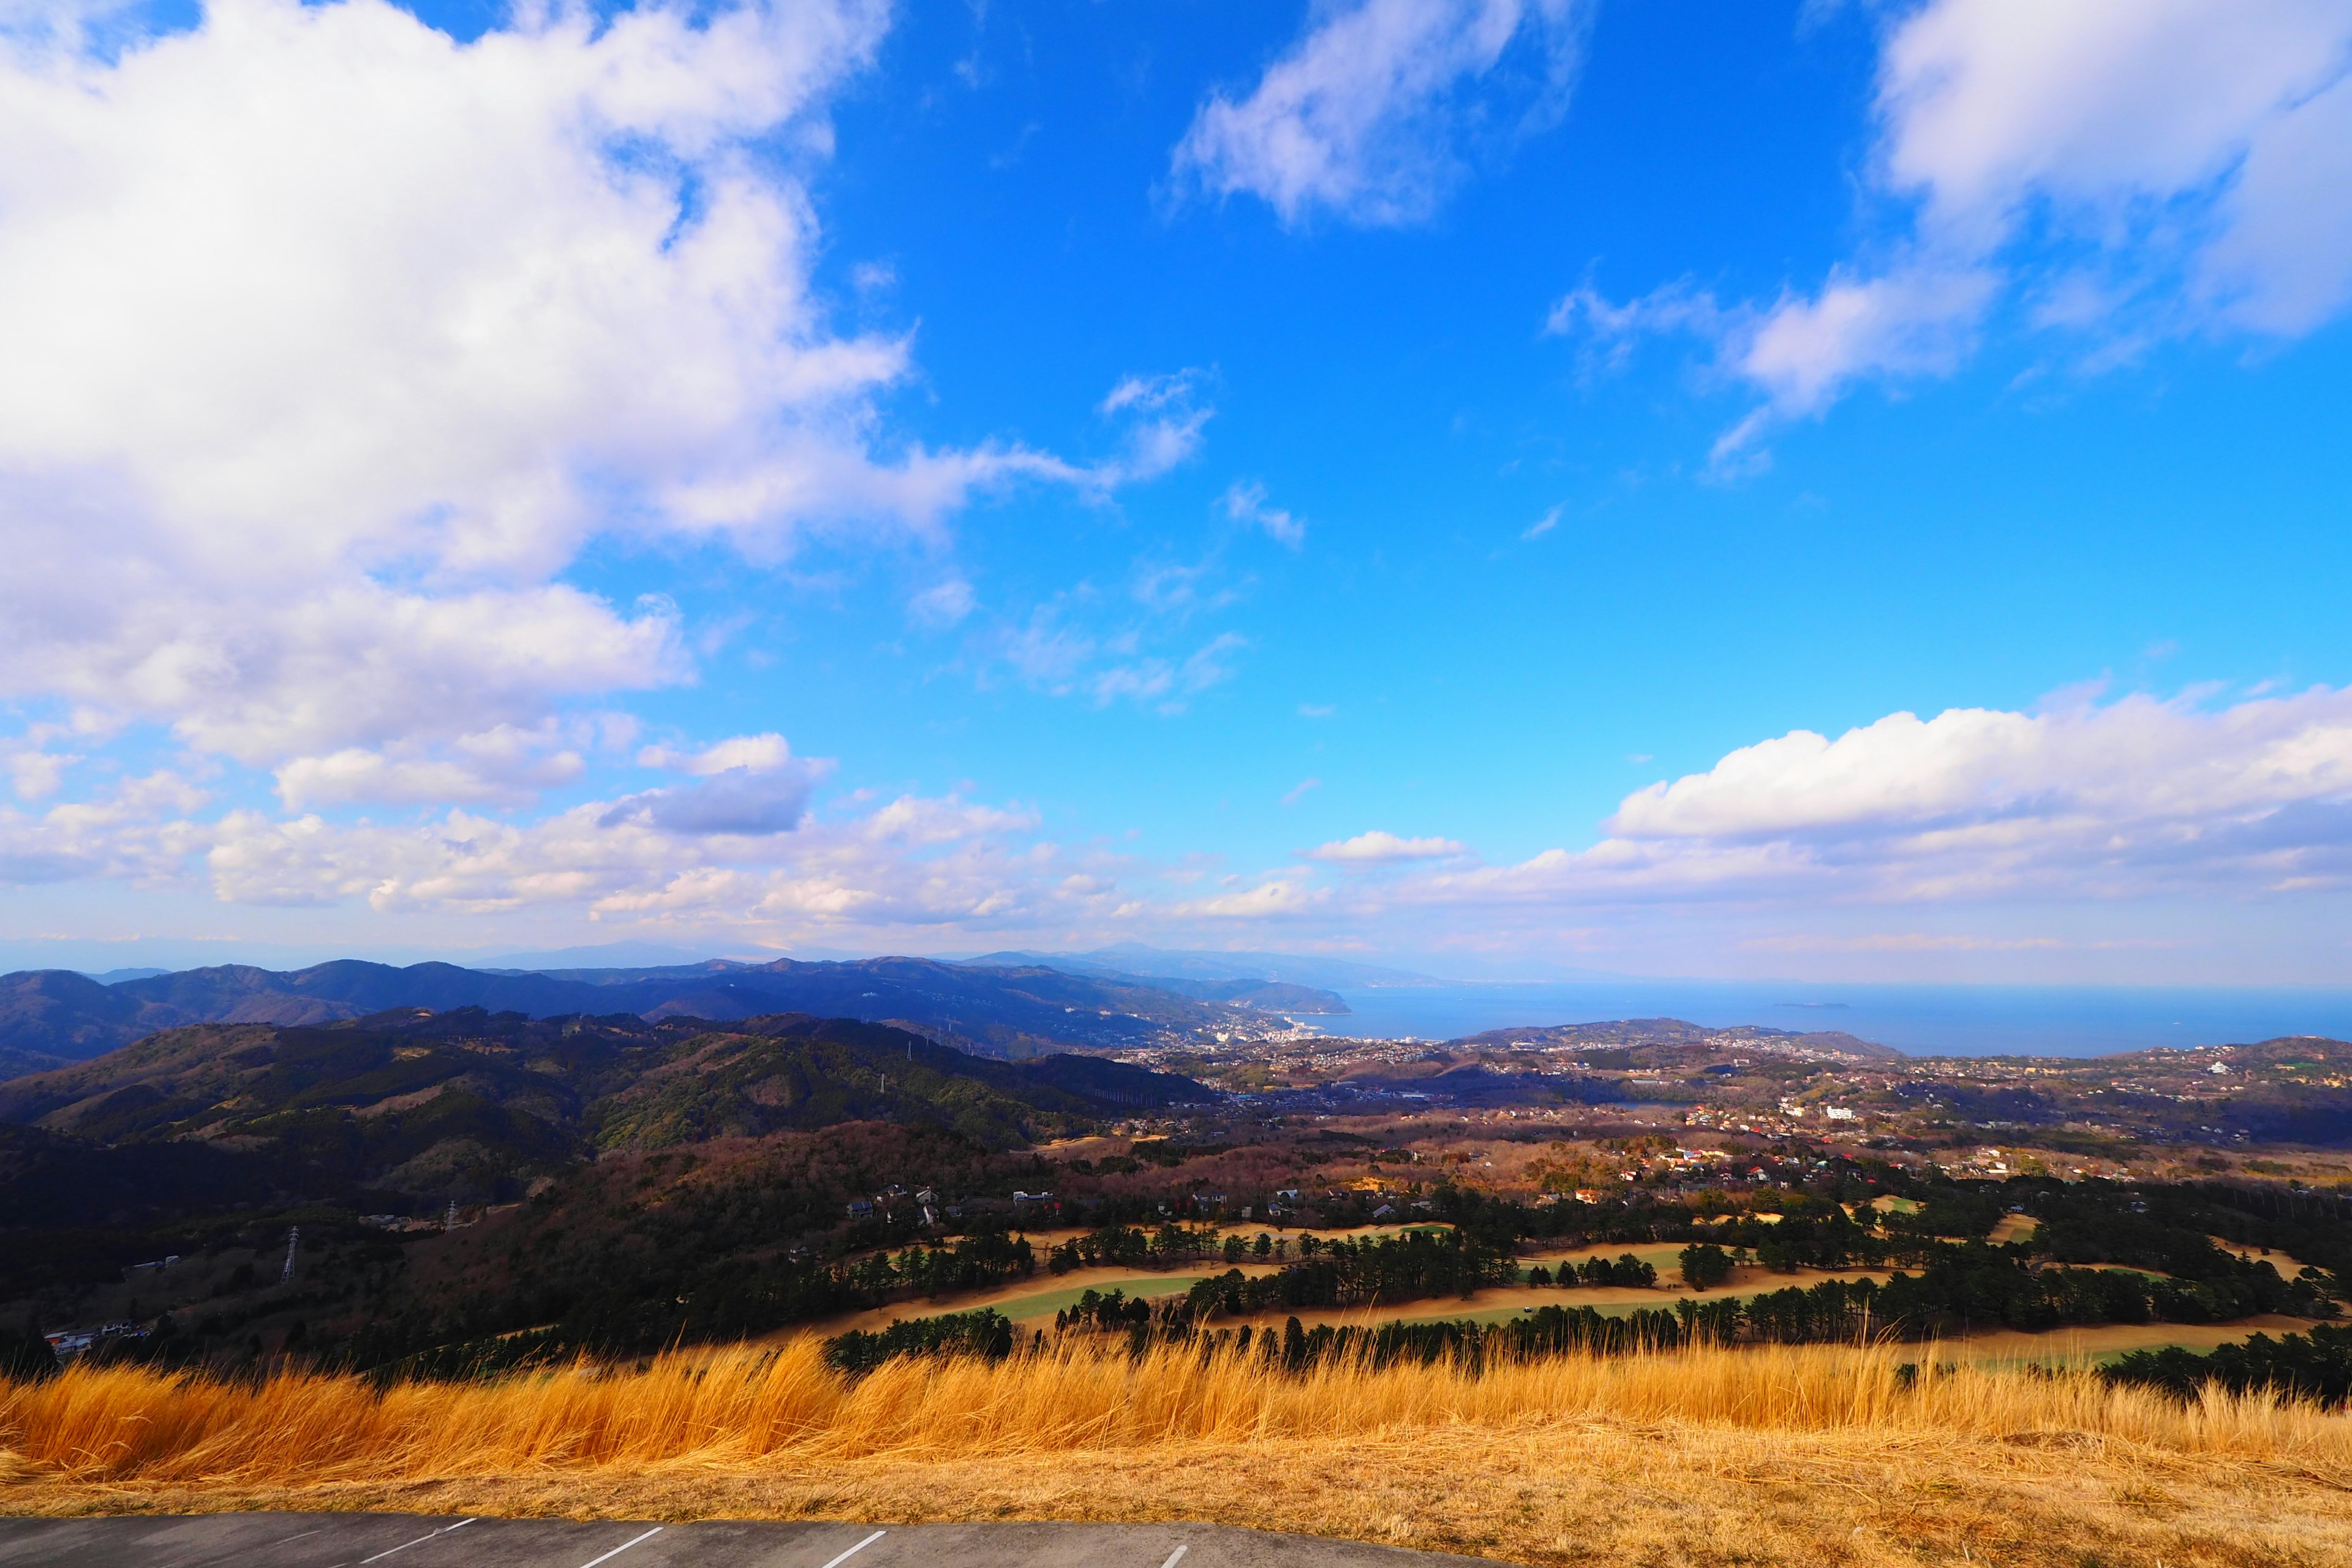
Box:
1311;981;2352;1059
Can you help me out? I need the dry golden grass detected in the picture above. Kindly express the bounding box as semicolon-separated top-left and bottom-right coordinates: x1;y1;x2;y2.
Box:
5;1340;2351;1566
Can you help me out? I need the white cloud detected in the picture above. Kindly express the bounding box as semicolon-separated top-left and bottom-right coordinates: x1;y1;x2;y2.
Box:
1306;829;1465;864
1544;278;1731;359
0;0;1152;805
1605;693;2352;844
183;783;1060;922
1396;687;2352;912
599;766;823;838
1172;0;1586;227
1086;632;1248;711
1281;777;1323;807
1219;479;1306;548
1729;265;1997;420
1089;371;1214;488
1877;0;2352;244
2201;70;2352;333
276;740;586;810
0;722;88;801
10;685;2352;970
908;576;979;628
638;733;797;777
0;769;208;886
1100;371;1202;415
1520;503;1560;541
1556;0;2352;447
993;597;1247;714
604;734;826;837
1172;878;1328;919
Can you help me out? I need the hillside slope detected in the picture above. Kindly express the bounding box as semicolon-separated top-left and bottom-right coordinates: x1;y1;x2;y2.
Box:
0;1008;1214;1205
0;956;1256;1077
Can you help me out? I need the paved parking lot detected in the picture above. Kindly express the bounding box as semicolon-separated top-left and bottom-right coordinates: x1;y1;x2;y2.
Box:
0;1514;1501;1568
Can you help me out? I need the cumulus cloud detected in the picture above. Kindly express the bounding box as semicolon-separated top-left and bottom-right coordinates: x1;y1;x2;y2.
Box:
0;0;1159;806
638;733;797;777
602;733;826;836
0;722;89;801
0;770;208;887
276;745;582;810
1307;829;1466;864
1397;687;2352;912
11;682;2352;962
188;784;1057;925
1555;0;2352;449
1172;878;1328;919
600;768;821;838
1172;0;1586;227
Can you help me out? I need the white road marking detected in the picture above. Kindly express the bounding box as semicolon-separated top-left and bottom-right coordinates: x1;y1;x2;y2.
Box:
575;1525;664;1568
816;1529;888;1568
357;1518;476;1563
1159;1547;1189;1568
173;1525;323;1568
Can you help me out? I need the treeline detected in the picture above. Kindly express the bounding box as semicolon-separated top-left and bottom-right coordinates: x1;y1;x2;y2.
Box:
1044;1223;1223;1274
843;1304;1702;1375
2103;1324;2352;1407
1525;1254;1658;1288
1213;1305;1696;1369
827;1309;1016;1373
820;1306;2352;1411
1058;1287;1155;1332
1060;1244;2329;1362
1169;1229;1518;1319
1673;1244;2328;1342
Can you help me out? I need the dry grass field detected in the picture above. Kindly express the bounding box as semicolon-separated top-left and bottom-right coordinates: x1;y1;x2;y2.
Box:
6;1340;2352;1566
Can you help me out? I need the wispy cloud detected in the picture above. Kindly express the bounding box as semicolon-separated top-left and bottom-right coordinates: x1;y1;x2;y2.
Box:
1220;480;1307;549
1171;0;1588;227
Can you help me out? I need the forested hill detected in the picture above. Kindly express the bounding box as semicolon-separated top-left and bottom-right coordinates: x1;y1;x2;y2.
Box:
0;1008;1215;1215
0;955;1268;1079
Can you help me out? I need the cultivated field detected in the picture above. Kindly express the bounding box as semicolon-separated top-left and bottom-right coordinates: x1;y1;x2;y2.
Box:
4;1340;2350;1566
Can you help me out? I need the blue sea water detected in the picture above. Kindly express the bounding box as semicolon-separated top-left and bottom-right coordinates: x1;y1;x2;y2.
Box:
1313;982;2352;1059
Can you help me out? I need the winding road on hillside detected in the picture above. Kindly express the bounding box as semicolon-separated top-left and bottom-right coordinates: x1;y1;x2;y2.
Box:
0;1514;1498;1567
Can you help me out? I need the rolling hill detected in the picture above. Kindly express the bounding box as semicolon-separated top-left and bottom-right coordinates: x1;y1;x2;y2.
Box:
0;955;1267;1080
0;1007;1214;1208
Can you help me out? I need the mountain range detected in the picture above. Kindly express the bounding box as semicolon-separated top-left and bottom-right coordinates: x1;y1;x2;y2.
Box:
0;953;1348;1082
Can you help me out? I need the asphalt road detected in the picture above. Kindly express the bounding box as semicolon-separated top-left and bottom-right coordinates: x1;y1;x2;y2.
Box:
0;1514;1504;1568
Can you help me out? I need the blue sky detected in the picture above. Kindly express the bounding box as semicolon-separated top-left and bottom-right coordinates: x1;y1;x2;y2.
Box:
2;0;2351;982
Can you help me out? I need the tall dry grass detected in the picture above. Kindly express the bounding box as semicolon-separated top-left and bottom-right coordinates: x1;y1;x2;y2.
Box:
3;1336;2346;1487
